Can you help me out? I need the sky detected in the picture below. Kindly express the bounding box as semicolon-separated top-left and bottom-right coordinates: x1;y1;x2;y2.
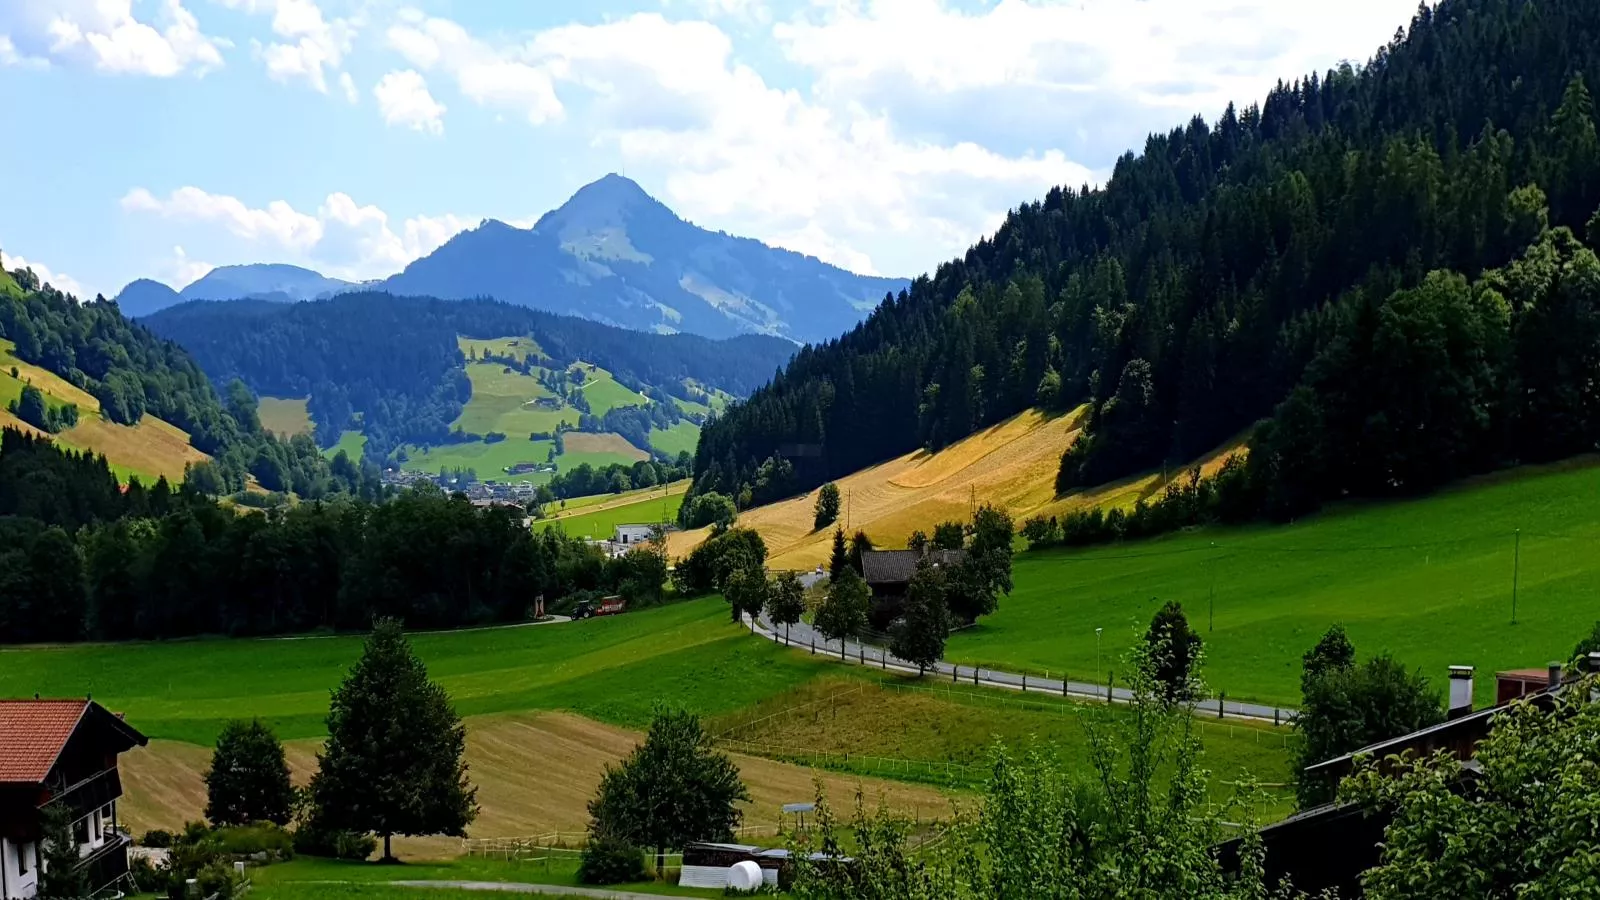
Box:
0;0;1424;301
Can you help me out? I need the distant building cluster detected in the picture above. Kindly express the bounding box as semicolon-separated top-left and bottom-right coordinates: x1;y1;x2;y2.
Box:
378;468;539;507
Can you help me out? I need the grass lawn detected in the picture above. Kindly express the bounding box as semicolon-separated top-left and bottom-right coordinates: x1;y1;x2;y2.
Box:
945;457;1600;709
648;420;700;458
0;598;830;746
408;439;557;481
251;856;721;898
454;361;571;436
258;396;313;437
572;364;646;416
553;481;689;514
323;430;367;462
459;335;544;362
544;487;685;540
708;676;1295;816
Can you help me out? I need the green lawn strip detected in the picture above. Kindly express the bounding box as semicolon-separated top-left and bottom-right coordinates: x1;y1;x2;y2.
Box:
573;367;646;416
945;458;1600;709
250;855;719;898
557;448;648;471
323;431;367;461
407;438;556;481
0;599;832;745
544;492;684;541
647;421;699;459
552;482;689;515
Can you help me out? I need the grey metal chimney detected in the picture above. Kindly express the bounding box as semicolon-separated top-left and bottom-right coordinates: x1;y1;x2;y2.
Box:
1448;665;1475;719
1549;662;1564;689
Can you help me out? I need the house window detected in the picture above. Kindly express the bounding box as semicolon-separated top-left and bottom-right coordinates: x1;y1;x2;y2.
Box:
16;840;29;875
73;815;90;846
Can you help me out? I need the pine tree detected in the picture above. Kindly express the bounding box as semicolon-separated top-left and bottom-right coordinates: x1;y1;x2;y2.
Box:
889;556;952;674
310;618;478;861
827;528;849;581
205;719;294;826
38;802;90;899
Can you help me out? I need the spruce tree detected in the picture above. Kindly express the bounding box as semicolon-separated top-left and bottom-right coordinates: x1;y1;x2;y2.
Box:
205;719;294;826
310;618;478;861
889;556;952;674
38;802;90;899
827;527;849;580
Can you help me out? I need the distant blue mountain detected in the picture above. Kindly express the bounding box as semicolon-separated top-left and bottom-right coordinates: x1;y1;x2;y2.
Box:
374;174;908;342
115;263;352;318
116;175;905;342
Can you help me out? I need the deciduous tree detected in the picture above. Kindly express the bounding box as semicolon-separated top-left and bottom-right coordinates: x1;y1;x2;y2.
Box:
1144;601;1203;704
814;566;869;653
813;482;841;531
587;706;748;877
889;556;952;673
766;570;806;641
205;719;294;827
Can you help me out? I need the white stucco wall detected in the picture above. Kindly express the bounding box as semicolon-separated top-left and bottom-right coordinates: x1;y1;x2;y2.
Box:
1;836;40;899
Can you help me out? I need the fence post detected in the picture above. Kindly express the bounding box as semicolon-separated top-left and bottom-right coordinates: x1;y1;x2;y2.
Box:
1061;676;1068;697
973;667;979;685
881;652;886;670
811;637;816;654
1022;673;1027;692
952;665;957;683
860;646;865;664
1106;672;1113;703
1274;707;1280;727
1218;692;1225;719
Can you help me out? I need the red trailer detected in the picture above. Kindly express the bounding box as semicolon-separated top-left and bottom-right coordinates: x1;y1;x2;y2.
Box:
572;595;627;619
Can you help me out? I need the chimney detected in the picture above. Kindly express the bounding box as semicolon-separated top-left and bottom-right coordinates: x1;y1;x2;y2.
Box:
1447;665;1475;719
1549;662;1564;689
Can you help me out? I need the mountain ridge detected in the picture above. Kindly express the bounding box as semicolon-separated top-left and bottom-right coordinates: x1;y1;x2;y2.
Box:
115;175;905;342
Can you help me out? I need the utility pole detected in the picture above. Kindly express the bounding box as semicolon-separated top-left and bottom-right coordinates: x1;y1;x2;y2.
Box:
1208;542;1218;633
1512;528;1521;624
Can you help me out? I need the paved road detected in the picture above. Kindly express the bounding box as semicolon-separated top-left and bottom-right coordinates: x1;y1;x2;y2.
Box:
749;611;1298;724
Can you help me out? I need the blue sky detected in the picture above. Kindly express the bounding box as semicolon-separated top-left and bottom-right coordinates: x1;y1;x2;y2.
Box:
1;0;1421;300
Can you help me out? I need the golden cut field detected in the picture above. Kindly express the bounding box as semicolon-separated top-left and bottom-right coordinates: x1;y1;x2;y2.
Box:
669;406;1244;569
118;711;953;859
1;338;209;482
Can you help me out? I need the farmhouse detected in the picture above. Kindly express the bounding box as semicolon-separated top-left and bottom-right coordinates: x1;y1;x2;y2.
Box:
0;698;148;899
861;548;965;629
612;524;656;546
1220;657;1593;896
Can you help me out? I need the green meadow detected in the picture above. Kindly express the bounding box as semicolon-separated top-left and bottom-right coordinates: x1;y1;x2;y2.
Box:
946;457;1600;709
545;486;686;540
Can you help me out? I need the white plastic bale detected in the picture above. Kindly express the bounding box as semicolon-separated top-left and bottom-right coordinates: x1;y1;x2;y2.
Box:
727;859;764;891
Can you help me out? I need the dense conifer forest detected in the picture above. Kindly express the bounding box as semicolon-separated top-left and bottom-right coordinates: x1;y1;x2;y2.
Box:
143;293;797;461
687;0;1600;515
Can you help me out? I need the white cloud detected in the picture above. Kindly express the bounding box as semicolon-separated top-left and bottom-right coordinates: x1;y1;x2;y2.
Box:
386;9;562;125
168;245;213;289
121;185;475;281
338;69;357;103
0;0;225;76
2;249;91;299
775;0;1418;159
122;186;324;251
374;69;445;134
216;0;356;94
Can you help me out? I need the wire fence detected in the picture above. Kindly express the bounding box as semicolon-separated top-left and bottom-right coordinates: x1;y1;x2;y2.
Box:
460;825;783;859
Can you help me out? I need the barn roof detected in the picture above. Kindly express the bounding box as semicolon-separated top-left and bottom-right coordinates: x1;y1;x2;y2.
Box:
860;549;966;585
0;698;148;785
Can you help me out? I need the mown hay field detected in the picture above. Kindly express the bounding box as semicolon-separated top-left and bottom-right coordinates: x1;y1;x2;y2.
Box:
258;396;313;437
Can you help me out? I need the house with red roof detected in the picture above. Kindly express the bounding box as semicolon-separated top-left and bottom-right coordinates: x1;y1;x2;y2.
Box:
0;699;148;899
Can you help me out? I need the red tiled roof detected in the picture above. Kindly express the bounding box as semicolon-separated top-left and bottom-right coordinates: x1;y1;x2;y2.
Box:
0;699;90;785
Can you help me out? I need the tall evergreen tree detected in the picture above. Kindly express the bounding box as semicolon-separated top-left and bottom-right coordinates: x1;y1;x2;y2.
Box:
310;618;478;861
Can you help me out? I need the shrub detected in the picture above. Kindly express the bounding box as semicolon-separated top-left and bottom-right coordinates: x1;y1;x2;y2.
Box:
577;833;648;885
291;820;376;860
141;829;174;848
215;822;294;861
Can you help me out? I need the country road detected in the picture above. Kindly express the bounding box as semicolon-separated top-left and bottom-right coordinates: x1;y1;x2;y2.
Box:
747;611;1299;725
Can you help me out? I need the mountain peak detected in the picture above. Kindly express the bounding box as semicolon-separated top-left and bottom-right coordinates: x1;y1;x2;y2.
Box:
534;173;674;235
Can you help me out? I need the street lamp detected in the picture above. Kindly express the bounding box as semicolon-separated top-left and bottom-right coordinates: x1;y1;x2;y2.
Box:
1096;627;1103;678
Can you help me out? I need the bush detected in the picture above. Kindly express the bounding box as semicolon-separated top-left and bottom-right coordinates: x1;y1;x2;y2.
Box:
291;820;377;860
578;834;648;885
215;823;294;861
141;829;174;848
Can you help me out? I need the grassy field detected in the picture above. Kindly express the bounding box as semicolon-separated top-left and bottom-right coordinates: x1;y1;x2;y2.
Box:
668;406;1242;568
649;420;700;459
545;485;686;540
407;439;557;482
323;430;367;461
0;337;208;482
251;857;720;898
552;480;690;514
258;396;313;437
571;364;647;416
943;456;1600;709
563;431;648;463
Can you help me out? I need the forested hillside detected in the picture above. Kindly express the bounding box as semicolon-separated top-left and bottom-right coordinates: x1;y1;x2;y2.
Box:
143;293;796;462
689;0;1600;515
0;263;372;496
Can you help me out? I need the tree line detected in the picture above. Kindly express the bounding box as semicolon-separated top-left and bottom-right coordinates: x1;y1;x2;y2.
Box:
141;292;795;462
0;426;669;644
686;0;1600;521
